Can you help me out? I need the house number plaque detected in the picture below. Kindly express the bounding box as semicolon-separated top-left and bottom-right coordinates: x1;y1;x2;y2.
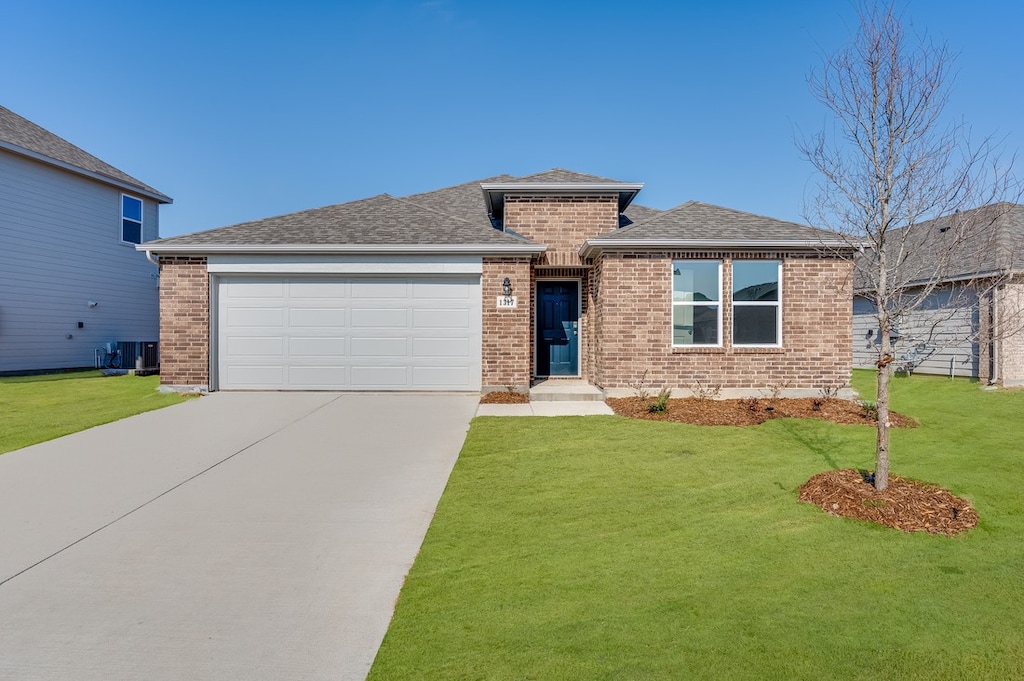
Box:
496;295;518;309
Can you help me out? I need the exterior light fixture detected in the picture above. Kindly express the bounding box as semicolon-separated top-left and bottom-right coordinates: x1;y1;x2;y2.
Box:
502;277;512;297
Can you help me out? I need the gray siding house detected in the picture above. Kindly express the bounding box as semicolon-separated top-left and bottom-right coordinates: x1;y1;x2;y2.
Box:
852;203;1024;384
0;105;172;373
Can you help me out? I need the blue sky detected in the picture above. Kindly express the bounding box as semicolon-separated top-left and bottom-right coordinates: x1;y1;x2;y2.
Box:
3;0;1021;237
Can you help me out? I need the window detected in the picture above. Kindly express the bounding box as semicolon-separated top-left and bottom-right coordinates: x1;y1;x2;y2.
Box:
122;195;143;244
733;260;781;346
672;261;721;346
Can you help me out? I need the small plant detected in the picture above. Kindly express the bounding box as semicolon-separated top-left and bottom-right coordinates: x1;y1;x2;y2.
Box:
648;387;671;413
811;397;825;411
764;380;791;403
818;384;841;400
629;369;651;400
859;399;878;421
739;397;760;412
690;379;722;401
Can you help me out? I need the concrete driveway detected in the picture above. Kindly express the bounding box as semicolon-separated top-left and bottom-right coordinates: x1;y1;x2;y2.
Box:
0;392;478;680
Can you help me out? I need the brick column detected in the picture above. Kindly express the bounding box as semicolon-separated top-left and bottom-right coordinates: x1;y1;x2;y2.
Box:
482;258;532;391
158;256;210;389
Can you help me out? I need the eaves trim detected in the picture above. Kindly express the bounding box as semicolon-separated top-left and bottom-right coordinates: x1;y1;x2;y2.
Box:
138;243;548;256
0;140;173;204
580;238;865;258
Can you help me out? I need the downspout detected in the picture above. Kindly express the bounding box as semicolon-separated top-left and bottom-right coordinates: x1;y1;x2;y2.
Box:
144;249;159;267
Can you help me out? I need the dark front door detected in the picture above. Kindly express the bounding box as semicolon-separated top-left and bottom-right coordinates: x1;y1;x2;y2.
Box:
537;281;579;376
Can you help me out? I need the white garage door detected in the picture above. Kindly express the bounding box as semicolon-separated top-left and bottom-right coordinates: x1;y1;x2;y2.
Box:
216;276;481;391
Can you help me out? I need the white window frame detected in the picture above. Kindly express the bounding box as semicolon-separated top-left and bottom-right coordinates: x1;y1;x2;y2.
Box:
732;260;782;347
671;260;722;348
121;194;143;245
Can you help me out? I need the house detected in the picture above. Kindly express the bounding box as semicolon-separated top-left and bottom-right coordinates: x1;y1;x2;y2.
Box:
141;170;856;395
851;202;1024;385
0;105;172;373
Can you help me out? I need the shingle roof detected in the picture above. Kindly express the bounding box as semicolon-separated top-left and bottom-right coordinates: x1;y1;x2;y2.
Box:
513;168;627;184
597;200;848;243
620;202;662;227
149;193;539;250
856;202;1024;290
0;105;170;202
403;175;513;228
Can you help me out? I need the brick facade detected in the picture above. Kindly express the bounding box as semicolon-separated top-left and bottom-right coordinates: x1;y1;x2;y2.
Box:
482;257;533;391
593;251;853;394
504;195;619;267
158;256;210;388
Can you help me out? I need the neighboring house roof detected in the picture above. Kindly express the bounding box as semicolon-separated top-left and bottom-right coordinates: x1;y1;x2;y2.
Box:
851;203;1024;294
581;200;854;257
146;193;545;255
0;104;171;203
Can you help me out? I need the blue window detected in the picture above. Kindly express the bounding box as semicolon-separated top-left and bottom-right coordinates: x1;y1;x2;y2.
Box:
122;195;143;244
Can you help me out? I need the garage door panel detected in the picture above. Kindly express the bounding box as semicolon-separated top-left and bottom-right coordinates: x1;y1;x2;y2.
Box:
414;338;469;357
226;365;286;386
289;280;349;298
350;337;407;357
351;281;409;298
350;366;410;387
413;308;469;328
229;281;286;298
289;337;347;356
228;307;285;327
413;281;471;299
351;308;408;328
226;336;285;356
413;366;471;387
218;275;480;391
288;366;348;387
289;308;347;327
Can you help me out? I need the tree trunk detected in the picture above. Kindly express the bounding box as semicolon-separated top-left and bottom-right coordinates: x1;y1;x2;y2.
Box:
875;364;891;491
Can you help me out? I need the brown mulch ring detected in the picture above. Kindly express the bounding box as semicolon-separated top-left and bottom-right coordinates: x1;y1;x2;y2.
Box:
480;390;530;404
799;468;978;536
605;397;917;427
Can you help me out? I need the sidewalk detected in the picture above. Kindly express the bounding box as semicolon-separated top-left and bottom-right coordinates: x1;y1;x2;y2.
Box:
476;401;614;416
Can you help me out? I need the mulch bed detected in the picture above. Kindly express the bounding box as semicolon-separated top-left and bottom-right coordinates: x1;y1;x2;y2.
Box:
799;469;978;536
606;397;917;427
480;391;530;404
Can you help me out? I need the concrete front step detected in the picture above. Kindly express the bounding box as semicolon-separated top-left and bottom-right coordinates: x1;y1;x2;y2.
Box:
529;379;605;402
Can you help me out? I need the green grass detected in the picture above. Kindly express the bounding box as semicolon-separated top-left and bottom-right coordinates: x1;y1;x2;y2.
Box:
370;371;1024;680
0;370;186;455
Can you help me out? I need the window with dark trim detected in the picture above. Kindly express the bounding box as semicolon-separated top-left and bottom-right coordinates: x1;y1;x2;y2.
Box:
732;260;781;346
122;194;143;244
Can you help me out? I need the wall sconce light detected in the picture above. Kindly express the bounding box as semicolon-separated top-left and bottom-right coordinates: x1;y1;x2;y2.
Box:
502;277;512;297
88;300;99;308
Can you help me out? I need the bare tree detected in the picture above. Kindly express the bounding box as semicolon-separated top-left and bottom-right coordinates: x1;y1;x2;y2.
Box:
800;2;1017;491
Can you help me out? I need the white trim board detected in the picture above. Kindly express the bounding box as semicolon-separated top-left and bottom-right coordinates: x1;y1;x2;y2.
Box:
207;254;484;275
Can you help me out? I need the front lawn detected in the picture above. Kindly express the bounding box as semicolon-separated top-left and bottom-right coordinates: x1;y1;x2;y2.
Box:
0;370;186;455
370;371;1024;680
